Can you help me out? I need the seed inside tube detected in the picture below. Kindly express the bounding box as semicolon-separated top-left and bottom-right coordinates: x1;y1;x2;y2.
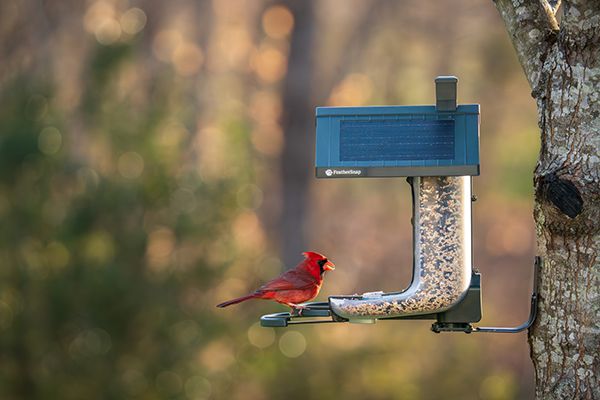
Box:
330;176;471;319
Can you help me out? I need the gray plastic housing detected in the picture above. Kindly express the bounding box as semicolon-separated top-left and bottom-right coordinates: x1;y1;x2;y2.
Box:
435;76;458;111
329;176;472;321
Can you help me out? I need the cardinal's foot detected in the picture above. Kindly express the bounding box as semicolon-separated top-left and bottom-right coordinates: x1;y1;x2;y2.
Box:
286;303;307;316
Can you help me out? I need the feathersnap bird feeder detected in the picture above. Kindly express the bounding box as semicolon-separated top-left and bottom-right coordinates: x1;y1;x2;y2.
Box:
261;77;539;333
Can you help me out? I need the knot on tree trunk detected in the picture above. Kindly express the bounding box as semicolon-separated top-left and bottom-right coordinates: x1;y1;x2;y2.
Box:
537;171;583;218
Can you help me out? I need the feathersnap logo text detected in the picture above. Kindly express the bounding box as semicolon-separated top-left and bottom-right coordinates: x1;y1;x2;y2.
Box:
324;168;362;177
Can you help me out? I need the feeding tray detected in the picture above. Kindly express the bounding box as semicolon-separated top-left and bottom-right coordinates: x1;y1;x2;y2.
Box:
261;261;539;333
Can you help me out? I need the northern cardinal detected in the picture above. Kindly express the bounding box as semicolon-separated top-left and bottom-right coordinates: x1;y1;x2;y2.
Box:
216;251;335;311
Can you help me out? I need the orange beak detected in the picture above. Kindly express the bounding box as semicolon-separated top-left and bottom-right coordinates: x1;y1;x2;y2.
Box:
323;260;335;271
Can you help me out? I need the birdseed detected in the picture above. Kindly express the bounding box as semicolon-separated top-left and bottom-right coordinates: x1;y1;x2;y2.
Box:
330;176;472;319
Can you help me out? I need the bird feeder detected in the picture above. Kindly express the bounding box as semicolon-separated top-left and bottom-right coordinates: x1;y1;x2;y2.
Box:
261;77;539;333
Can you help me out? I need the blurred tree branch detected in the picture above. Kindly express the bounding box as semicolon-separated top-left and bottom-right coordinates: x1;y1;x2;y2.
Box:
316;0;387;101
538;0;560;30
279;0;387;267
279;0;316;267
493;0;558;90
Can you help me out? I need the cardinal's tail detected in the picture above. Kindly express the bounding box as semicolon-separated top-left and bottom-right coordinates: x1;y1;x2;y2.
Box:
216;294;258;308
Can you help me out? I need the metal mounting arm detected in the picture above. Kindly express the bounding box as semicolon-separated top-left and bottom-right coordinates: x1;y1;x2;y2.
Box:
431;256;541;333
471;256;540;333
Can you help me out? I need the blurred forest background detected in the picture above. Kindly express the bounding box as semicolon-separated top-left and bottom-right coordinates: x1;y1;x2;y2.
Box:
0;0;540;399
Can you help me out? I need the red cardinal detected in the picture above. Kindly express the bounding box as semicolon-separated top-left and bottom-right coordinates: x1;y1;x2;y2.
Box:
216;251;335;311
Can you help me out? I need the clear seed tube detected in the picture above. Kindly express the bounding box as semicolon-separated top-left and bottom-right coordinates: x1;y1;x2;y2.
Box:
329;176;472;321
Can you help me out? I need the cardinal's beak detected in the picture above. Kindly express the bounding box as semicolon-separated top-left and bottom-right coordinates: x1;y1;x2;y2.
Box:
324;260;335;271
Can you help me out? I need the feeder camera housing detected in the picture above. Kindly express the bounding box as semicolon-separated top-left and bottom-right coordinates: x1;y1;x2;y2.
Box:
315;77;479;178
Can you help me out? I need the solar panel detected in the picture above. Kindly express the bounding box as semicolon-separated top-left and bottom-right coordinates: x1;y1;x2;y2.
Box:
315;104;480;178
340;119;455;161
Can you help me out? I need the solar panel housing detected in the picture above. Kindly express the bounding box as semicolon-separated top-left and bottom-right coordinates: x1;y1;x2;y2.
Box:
315;105;479;178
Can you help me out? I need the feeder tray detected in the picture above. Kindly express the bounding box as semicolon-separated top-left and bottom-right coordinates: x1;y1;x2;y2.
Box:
261;260;539;333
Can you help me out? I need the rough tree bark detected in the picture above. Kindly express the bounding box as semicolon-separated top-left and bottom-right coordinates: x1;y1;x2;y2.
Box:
494;1;599;398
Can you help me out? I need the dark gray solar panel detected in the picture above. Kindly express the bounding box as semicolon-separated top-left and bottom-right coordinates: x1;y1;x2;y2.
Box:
340;119;455;161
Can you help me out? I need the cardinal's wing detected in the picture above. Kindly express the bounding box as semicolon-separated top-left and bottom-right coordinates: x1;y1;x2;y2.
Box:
257;269;317;293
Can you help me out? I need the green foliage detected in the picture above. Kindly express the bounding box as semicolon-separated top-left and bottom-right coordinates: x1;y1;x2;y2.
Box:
0;41;244;399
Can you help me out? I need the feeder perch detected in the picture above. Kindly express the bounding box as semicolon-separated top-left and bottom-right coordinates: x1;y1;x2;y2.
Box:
261;76;539;333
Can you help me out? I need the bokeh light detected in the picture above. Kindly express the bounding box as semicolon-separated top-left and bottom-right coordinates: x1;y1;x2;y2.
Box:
120;7;147;35
45;241;70;271
155;370;183;396
68;328;112;358
251;45;287;83
120;369;149;396
200;340;236;373
38;126;62;155
170;187;197;213
118;151;145;179
247;322;275;349
328;73;374;106
232;211;266;252
172;43;204;76
170;319;200;346
236;184;264;210
262;5;294;39
95;18;122;44
278;330;306;358
153;29;184;62
82;230;115;265
184;376;212;399
146;227;176;271
84;1;115;34
251;125;283;156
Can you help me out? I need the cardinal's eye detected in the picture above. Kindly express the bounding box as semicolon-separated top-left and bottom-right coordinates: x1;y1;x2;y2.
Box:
318;259;327;267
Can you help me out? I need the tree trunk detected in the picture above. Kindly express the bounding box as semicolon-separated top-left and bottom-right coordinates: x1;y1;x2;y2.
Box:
279;0;316;267
278;0;385;267
494;1;599;398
